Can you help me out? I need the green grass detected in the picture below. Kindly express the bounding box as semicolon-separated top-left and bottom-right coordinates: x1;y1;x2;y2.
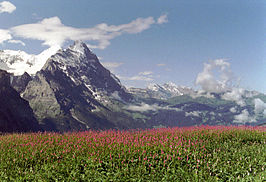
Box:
0;126;265;181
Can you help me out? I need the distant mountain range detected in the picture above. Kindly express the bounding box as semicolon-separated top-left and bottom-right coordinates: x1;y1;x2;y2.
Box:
0;41;265;132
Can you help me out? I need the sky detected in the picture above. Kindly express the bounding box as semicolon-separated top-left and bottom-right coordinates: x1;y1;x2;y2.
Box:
0;0;265;93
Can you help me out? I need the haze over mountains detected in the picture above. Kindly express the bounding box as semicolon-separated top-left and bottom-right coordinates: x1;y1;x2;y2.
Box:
0;41;265;132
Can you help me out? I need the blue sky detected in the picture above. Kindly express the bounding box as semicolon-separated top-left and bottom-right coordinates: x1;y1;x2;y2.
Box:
0;0;265;93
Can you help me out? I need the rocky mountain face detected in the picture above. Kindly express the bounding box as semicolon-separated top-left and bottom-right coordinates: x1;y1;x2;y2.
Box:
11;72;32;93
14;41;137;131
0;70;41;132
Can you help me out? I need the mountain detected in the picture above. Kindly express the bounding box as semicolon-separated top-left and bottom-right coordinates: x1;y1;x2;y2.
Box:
129;88;266;127
11;72;32;93
128;82;195;100
2;41;265;132
0;47;60;76
0;70;41;132
15;41;142;131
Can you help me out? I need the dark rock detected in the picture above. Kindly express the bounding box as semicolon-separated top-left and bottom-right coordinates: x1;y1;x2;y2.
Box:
11;72;32;93
0;69;41;132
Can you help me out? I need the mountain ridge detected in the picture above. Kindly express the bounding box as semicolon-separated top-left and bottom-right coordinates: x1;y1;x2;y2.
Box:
1;41;265;132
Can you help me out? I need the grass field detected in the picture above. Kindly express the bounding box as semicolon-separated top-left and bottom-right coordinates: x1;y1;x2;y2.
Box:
0;126;265;181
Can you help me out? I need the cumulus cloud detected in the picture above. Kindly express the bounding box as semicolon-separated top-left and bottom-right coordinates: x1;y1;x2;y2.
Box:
126;102;160;112
125;102;181;112
126;75;153;81
185;111;200;117
196;59;233;93
157;14;168;24
157;63;166;67
222;88;246;106
101;62;124;72
8;39;25;46
253;98;266;117
119;71;155;82
230;107;237;113
233;109;256;123
0;29;26;46
0;29;12;44
139;71;153;76
10;15;165;49
0;1;16;13
195;90;215;99
125;102;182;112
111;91;122;101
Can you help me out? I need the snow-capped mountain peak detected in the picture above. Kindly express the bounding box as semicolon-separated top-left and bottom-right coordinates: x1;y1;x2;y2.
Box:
50;41;97;69
0;46;60;76
0;50;36;75
147;83;163;92
41;41;131;101
162;82;184;95
129;82;196;100
69;40;89;54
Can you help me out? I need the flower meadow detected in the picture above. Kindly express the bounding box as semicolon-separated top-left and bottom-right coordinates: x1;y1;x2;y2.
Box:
0;126;265;181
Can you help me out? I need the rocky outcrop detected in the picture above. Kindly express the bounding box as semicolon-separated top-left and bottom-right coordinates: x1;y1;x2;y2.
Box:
11;72;32;93
0;70;41;132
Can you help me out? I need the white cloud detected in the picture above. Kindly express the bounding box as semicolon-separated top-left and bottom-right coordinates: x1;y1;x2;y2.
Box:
126;102;182;112
101;62;124;70
32;13;42;20
111;91;122;101
127;75;153;81
157;14;168;24
119;71;155;82
10;15;164;49
157;63;166;67
139;71;153;76
193;90;215;99
126;102;159;112
0;29;12;44
222;88;246;106
196;59;233;93
230;107;237;113
0;1;16;13
233;109;256;123
254;98;266;117
8;39;25;46
185;111;200;117
0;29;25;46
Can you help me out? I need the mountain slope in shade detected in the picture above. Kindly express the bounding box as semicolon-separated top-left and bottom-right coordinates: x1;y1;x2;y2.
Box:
11;72;32;93
0;70;41;132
